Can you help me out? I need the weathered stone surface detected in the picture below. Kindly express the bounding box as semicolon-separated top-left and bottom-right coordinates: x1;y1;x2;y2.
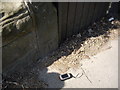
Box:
32;3;58;58
0;2;33;46
1;2;58;74
2;31;38;73
0;1;23;15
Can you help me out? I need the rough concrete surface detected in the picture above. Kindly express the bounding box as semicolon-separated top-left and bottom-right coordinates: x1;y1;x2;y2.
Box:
39;38;118;88
2;19;119;89
1;2;58;73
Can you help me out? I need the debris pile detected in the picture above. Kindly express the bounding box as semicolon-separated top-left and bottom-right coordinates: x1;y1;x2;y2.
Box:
2;17;120;88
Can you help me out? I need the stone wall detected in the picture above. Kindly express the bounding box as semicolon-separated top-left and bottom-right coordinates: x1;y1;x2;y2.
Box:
1;2;58;74
1;2;110;74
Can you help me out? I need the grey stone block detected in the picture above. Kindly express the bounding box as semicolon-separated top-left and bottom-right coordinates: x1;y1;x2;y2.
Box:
2;31;38;73
2;2;58;74
33;3;58;58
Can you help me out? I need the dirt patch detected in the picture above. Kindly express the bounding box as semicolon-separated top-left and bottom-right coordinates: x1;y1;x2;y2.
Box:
2;18;120;89
38;18;119;73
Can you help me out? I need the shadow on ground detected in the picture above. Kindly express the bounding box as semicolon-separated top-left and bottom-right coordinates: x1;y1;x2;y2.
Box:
38;68;64;88
2;66;64;89
2;2;120;88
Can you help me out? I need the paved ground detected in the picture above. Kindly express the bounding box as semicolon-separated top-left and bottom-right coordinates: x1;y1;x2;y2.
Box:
38;38;118;88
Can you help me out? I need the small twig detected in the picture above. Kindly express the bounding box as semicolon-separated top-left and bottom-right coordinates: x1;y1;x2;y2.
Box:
81;67;92;83
4;85;8;88
75;73;80;78
3;81;24;88
72;73;83;78
21;85;24;89
78;73;84;78
5;81;19;85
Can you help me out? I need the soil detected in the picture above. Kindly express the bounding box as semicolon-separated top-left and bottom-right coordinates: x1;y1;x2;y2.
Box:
2;17;120;89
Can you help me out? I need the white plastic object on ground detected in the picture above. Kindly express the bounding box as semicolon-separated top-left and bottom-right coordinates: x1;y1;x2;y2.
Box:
108;17;114;22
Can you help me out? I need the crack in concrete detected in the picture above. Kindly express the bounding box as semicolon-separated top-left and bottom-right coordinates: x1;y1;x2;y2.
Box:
81;67;92;84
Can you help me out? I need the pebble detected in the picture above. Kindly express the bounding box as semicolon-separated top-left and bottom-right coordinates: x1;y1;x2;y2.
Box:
84;41;88;45
77;33;81;38
80;47;84;51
